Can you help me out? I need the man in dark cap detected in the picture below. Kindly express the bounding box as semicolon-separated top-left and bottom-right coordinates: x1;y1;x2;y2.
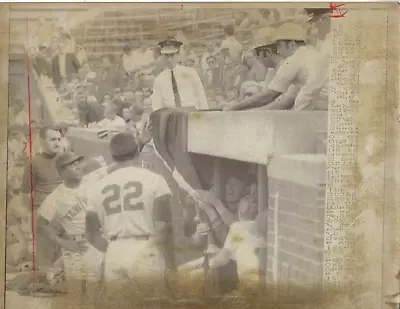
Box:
152;38;209;111
85;132;176;299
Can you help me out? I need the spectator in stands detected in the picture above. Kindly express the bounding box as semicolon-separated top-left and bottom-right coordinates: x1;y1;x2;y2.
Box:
95;102;126;130
55;123;73;152
76;90;104;128
100;93;113;108
152;38;209;110
134;91;144;108
52;40;81;90
220;25;242;63
76;44;88;65
203;54;223;90
142;88;153;112
122;45;134;75
243;49;266;82
179;42;199;68
21;125;63;268
201;42;216;77
122;107;138;133
97;55;124;99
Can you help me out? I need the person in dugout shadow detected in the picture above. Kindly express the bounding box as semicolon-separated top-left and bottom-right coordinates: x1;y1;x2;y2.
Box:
179;166;258;299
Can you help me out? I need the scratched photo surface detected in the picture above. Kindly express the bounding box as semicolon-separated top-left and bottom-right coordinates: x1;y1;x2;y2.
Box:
3;3;398;309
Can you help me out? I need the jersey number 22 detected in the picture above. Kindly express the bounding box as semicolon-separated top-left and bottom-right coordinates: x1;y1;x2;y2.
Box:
101;181;143;216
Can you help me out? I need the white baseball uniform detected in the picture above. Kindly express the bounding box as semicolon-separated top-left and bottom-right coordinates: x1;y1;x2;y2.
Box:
86;165;171;282
37;177;105;295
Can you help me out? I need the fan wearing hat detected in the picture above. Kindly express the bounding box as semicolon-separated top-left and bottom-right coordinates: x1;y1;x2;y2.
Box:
152;38;209;111
294;8;331;111
85;132;175;297
224;22;320;111
36;151;105;298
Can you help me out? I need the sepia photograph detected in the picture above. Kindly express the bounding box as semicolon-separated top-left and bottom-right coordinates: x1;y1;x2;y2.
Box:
5;4;332;308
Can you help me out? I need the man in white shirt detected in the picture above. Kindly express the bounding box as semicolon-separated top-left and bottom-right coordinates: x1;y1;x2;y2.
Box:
225;23;319;111
294;8;331;111
152;38;209;111
220;25;243;63
94;102;126;130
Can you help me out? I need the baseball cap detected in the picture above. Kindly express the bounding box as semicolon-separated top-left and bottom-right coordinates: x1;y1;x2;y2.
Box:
55;151;84;172
109;132;138;157
158;39;183;55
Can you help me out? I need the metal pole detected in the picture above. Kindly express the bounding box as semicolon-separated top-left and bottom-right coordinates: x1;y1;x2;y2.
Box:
257;164;268;293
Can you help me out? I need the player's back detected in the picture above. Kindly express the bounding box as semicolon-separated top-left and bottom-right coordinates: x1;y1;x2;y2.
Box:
87;165;171;240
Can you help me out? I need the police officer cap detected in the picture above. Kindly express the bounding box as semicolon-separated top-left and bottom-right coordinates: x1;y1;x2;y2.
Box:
304;8;330;15
109;132;138;157
304;8;330;21
158;38;183;55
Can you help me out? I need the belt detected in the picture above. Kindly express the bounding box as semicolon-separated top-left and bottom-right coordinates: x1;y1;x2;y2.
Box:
109;235;151;241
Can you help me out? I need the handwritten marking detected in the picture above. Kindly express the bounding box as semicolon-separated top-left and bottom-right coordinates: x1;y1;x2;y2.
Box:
330;3;348;18
23;141;28;152
26;17;36;285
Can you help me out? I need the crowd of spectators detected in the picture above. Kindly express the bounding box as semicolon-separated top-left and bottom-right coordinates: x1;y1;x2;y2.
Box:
6;8;330;297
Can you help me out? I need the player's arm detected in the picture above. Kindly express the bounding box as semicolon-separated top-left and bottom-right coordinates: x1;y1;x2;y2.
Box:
36;215;86;253
153;192;176;271
85;192;108;253
224;88;281;111
85;210;108;253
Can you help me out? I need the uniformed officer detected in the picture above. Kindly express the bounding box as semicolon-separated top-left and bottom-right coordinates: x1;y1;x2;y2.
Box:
224;22;319;111
151;38;209;111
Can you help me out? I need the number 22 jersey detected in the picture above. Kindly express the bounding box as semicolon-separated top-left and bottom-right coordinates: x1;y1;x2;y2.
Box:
86;165;171;240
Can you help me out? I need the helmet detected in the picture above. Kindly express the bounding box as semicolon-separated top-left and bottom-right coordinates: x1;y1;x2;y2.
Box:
272;23;306;42
252;27;276;49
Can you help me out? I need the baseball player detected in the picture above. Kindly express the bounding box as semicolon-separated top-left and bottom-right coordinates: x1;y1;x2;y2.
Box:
85;132;175;299
36;151;105;300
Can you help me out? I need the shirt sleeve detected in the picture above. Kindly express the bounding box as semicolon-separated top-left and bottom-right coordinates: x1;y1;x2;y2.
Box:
151;75;164;111
37;193;58;223
268;54;300;94
191;69;209;110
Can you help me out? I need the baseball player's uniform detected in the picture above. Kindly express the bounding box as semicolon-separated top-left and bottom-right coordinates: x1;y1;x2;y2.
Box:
86;165;171;282
37;178;104;295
